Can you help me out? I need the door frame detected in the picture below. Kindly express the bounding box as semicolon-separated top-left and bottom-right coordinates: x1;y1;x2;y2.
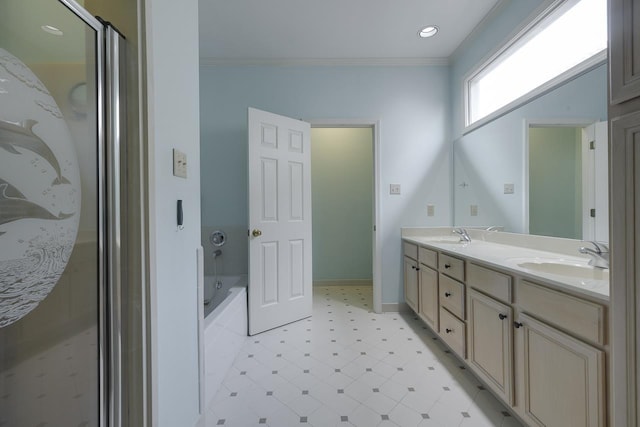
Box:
308;119;382;314
522;118;598;236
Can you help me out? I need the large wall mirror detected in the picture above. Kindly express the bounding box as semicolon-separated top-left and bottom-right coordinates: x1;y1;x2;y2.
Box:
453;63;608;241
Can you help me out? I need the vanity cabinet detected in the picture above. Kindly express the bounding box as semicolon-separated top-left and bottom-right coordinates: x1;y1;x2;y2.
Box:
403;242;420;313
401;237;608;426
404;243;440;330
403;255;419;313
439;253;465;282
467;288;514;405
515;280;606;427
437;253;466;358
516;313;605;427
419;266;439;331
439;305;466;357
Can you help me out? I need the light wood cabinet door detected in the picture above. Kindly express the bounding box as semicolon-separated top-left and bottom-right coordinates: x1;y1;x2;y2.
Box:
468;289;513;405
517;313;605;427
610;0;640;104
439;307;466;358
403;256;419;313
609;0;640;424
419;265;438;331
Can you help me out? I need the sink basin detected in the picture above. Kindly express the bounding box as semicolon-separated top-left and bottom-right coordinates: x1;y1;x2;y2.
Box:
423;239;465;244
517;261;608;280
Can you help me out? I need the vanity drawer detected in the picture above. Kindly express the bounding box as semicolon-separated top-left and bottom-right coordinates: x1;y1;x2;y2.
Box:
517;280;606;345
439;274;465;319
467;263;512;303
440;307;466;358
439;253;465;282
403;242;418;260
418;246;437;269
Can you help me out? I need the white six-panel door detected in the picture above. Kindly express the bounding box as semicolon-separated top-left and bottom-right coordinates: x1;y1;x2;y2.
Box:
248;108;312;335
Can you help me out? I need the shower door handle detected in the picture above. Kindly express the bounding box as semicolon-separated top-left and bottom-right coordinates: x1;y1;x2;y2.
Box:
252;229;263;237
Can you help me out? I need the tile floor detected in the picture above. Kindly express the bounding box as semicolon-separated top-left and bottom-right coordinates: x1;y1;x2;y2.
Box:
202;286;523;427
0;326;98;427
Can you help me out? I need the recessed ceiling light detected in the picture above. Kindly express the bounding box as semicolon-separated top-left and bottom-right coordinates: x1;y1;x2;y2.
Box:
41;25;63;36
419;26;438;38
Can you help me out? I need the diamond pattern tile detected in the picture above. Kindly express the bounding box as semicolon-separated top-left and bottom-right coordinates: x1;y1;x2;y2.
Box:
201;286;522;426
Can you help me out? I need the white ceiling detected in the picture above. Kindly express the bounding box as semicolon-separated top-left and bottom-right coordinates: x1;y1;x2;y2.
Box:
198;0;503;61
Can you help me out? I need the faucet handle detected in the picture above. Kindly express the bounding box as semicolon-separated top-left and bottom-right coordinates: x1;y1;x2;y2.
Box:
587;241;609;253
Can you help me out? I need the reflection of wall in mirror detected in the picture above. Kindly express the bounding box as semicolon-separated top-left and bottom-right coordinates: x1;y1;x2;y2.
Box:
453;65;607;235
529;126;582;239
450;0;607;237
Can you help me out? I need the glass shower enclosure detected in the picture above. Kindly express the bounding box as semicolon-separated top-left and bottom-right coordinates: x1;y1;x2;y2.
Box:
0;0;125;425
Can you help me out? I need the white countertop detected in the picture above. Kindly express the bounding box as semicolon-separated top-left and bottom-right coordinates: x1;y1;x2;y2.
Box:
402;230;609;303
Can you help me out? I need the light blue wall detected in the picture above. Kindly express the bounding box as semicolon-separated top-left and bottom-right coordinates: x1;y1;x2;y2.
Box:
148;0;202;424
311;128;373;282
200;65;451;304
449;0;607;232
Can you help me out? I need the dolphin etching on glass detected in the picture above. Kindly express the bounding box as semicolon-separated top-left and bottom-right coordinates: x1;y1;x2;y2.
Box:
0;118;70;185
0;181;72;226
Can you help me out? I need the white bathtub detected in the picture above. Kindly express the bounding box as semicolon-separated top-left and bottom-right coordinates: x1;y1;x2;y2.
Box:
203;275;248;408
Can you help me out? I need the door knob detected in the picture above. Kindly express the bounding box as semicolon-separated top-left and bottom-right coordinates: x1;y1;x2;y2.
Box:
252;229;262;237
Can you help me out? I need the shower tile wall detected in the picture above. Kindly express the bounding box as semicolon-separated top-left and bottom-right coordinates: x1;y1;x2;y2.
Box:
201;226;248;277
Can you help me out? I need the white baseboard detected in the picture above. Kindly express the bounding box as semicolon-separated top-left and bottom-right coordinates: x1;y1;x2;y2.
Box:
313;279;373;287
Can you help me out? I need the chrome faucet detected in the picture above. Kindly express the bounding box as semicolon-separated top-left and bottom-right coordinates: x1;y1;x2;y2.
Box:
485;226;501;232
579;241;609;269
453;227;471;243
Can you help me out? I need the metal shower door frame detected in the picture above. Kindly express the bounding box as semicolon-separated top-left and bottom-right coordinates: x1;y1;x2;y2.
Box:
57;1;127;426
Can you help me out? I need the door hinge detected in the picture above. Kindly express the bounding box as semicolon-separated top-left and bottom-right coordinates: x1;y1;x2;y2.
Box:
247;229;250;236
589;140;595;150
590;208;596;218
373;225;376;231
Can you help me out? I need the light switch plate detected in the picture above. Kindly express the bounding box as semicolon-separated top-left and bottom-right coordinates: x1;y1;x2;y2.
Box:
390;184;401;195
470;205;478;216
427;204;435;216
173;149;187;178
504;183;514;194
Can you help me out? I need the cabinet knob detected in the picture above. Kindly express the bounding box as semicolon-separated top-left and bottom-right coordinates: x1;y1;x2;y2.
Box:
444;264;451;269
444;292;452;297
411;265;416;270
498;314;507;320
514;322;523;329
445;328;453;334
416;267;420;271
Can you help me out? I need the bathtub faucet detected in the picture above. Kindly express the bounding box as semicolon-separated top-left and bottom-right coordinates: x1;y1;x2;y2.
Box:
212;249;222;259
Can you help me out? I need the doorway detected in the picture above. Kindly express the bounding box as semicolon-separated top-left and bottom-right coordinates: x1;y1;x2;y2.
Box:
524;120;609;242
310;122;381;313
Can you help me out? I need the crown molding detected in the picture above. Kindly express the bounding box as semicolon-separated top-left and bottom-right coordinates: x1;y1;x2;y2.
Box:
199;57;449;67
450;0;511;61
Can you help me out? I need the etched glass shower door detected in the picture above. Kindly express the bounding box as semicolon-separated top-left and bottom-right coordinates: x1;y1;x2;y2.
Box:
0;1;105;425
